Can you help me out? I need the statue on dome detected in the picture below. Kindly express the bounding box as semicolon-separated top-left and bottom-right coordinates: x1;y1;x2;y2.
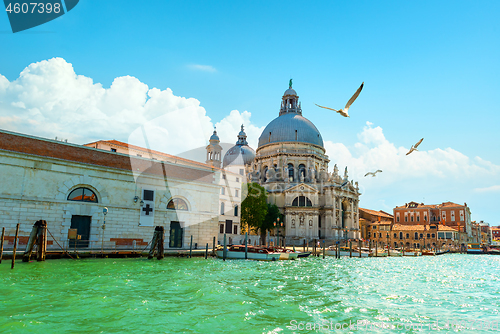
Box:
289;78;293;89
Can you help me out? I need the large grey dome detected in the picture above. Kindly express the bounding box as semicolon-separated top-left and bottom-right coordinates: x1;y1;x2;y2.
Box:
258;113;323;148
223;145;256;167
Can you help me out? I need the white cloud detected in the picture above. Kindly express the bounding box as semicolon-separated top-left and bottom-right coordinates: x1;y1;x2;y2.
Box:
325;121;500;223
187;64;217;73
0;58;241;155
474;185;500;193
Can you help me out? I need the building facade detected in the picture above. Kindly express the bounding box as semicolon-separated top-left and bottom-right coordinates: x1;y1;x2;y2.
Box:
246;84;361;243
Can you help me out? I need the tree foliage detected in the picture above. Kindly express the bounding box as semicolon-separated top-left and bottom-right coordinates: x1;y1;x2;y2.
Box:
241;183;268;234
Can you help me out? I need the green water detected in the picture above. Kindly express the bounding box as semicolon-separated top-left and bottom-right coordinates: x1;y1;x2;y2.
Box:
1;255;499;333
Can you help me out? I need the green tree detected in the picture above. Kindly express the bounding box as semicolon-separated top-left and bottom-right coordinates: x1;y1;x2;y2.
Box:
263;203;283;245
241;183;268;238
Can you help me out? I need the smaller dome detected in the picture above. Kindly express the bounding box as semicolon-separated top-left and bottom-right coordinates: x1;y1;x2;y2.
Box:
284;88;297;96
210;130;219;141
223;145;256;167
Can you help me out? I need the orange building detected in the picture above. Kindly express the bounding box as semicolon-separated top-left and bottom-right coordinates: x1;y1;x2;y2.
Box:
393;201;472;243
359;208;393;241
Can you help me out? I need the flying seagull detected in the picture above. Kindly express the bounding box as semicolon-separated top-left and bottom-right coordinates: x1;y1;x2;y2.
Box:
315;82;364;117
406;138;424;155
364;170;382;177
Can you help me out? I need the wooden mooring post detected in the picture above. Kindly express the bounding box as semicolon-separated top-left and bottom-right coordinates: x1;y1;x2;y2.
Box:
375;242;378;257
313;239;316;257
11;223;20;269
349;240;352;258
359;239;362;258
244;232;248;260
322;241;325;259
22;220;47;262
336;243;339;259
205;243;208;259
148;226;164;260
303;239;306;252
223;233;227;261
212;236;216;256
0;227;5;264
189;235;193;258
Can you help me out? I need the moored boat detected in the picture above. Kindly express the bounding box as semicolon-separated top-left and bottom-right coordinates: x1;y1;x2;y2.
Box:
216;245;281;261
467;243;484;254
403;249;422;256
326;246;369;257
421;250;436;256
297;251;311;258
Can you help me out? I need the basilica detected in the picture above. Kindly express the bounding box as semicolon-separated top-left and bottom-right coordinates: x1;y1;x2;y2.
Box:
215;83;361;243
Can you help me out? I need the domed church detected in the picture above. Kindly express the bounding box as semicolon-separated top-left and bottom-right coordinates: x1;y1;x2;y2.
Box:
246;81;361;242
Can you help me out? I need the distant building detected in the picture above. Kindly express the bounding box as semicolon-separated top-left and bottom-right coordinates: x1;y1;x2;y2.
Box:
359;208;393;240
393;201;472;243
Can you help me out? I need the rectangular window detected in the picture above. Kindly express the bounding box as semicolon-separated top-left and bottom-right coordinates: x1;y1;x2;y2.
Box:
222;174;226;180
233;225;238;235
411;216;414;222
432;233;435;238
111;148;117;152
427;233;430;238
451;211;455;222
405;216;408;222
235;190;239;197
417;216;420;222
397;217;400;222
221;187;225;195
438;232;444;239
424;215;427;221
236;177;239;182
220;224;224;234
239;169;244;175
225;220;233;234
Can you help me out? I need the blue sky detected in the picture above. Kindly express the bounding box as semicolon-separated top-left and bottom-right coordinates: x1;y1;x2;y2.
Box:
1;1;499;225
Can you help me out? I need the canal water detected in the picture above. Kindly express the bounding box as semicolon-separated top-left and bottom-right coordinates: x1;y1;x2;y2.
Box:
1;254;499;333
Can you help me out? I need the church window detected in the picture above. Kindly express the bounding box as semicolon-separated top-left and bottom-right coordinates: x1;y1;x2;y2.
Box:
298;164;306;179
167;198;188;211
220;202;225;215
292;196;312;207
288;163;294;181
67;187;98;203
263;167;268;182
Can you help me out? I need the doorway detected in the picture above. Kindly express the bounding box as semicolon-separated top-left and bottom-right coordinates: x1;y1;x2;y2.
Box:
70;215;91;248
169;221;183;248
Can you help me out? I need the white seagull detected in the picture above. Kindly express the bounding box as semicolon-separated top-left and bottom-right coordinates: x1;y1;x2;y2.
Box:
364;170;382;177
406;138;424;156
315;82;364;117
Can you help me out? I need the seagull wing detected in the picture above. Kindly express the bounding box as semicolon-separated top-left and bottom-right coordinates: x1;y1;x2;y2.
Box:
315;104;339;112
376;170;382;173
414;138;424;148
344;82;364;110
364;172;371;177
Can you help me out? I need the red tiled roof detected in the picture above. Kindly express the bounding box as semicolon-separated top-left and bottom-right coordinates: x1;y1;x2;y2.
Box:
0;130;215;184
359;207;394;219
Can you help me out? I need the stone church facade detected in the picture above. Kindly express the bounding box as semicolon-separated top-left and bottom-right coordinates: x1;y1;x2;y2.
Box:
246;84;361;242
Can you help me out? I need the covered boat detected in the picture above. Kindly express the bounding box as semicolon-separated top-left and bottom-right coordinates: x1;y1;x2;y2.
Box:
216;245;281;261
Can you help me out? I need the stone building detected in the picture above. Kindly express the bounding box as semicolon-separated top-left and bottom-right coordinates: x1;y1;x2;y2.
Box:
246;83;361;243
359;208;394;240
0;129;221;250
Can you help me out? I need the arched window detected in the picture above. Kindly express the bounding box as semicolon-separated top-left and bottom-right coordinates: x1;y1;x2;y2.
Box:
399;232;403;240
414;232;418;239
221;202;225;215
292;196;312;207
234;205;238;217
298;164;306;179
167;198;188;211
288;163;294;181
263;166;268;183
67;187;98;203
